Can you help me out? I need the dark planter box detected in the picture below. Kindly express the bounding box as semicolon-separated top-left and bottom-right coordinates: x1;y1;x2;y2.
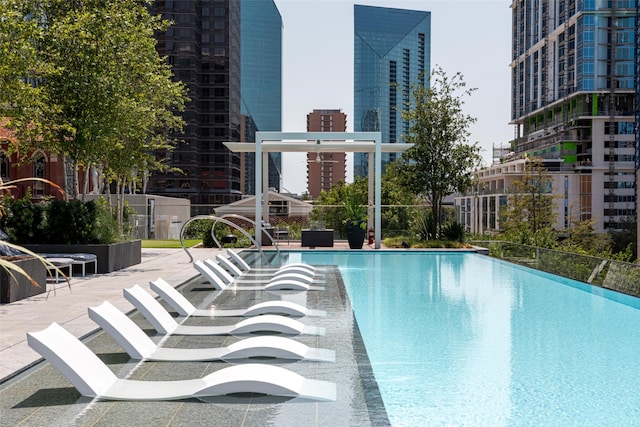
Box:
1;257;47;303
23;240;142;274
301;229;334;247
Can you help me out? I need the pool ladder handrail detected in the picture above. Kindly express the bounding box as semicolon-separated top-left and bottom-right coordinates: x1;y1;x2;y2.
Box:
179;214;277;264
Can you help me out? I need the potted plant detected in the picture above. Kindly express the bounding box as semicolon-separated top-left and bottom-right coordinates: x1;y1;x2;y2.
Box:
1;178;68;301
343;191;367;249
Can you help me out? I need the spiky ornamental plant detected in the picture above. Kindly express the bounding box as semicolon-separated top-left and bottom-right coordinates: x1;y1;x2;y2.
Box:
0;178;69;289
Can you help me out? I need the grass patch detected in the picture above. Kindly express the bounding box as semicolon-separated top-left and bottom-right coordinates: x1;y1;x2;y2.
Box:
141;239;201;249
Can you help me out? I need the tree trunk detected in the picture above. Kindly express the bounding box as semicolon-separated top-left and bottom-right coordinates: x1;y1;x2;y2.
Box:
81;164;90;201
71;160;79;200
431;201;439;239
62;154;71;201
430;191;441;239
104;175;112;212
116;176;124;237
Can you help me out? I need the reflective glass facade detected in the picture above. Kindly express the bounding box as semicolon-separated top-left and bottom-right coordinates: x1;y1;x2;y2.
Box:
241;0;282;194
511;0;638;118
353;5;430;178
149;0;242;212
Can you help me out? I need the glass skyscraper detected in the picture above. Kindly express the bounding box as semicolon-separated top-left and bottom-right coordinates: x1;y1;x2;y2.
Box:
353;5;431;178
241;0;282;194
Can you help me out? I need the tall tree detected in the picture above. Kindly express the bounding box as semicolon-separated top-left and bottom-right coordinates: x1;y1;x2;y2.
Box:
381;161;421;234
0;0;50;132
1;0;187;206
499;157;557;246
396;66;482;239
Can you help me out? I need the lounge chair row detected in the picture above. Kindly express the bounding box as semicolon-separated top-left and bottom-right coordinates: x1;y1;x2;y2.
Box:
26;251;336;402
194;254;324;292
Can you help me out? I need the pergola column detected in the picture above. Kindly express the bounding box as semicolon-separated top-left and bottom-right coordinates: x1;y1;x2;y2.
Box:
225;131;409;249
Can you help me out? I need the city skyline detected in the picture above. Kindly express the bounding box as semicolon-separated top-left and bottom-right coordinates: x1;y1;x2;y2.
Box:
275;0;513;194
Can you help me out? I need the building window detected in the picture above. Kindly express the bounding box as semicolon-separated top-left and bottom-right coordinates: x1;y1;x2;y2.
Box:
0;152;9;180
604;181;634;189
269;200;288;216
580;175;592;221
33;154;46;196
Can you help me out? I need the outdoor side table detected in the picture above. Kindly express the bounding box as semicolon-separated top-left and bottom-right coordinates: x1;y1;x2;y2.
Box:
45;258;73;282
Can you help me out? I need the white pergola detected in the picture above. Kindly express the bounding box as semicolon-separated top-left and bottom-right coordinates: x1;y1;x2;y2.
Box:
224;131;412;249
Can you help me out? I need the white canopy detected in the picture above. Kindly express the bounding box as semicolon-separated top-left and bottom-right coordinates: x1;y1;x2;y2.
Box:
224;131;412;249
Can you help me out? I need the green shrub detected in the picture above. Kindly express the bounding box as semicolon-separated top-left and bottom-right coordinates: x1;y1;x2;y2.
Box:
92;198;120;244
45;199;95;244
202;225;216;247
1;193;47;243
383;236;468;249
410;208;433;240
441;221;465;242
1;195;121;244
183;218;213;239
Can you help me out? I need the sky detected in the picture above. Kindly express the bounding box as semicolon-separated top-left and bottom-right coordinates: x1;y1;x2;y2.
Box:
273;0;514;195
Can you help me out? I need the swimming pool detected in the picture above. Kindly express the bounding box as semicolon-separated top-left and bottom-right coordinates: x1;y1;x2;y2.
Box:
292;251;640;426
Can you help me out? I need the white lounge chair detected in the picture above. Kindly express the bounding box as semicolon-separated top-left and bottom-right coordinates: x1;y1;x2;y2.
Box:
193;260;227;290
227;250;317;275
88;301;334;362
215;254;321;286
150;277;326;317
27;322;336;401
217;252;316;279
195;260;321;292
123;285;324;336
203;259;322;291
214;253;245;277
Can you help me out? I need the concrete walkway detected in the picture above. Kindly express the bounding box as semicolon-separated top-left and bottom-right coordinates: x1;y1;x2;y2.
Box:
0;246;223;382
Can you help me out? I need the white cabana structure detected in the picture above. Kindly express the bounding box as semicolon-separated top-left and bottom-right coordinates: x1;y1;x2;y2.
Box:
224;131;412;249
214;190;313;219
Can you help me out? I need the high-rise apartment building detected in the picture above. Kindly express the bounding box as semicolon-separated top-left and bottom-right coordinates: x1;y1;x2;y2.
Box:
353;5;431;178
456;1;639;234
510;0;637;232
241;0;282;195
306;109;347;198
147;1;242;213
147;1;283;212
637;4;640;249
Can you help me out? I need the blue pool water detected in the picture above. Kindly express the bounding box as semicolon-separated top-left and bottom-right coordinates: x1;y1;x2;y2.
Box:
294;251;640;427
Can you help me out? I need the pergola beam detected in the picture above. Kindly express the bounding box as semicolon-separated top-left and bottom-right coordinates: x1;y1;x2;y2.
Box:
223;141;406;153
224;131;411;249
